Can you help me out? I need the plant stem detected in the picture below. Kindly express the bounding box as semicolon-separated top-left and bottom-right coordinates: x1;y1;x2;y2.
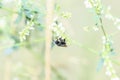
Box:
1;7;18;14
45;0;54;80
99;17;107;40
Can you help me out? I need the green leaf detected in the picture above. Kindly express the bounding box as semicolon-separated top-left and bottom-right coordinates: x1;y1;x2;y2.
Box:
15;10;23;24
0;2;2;8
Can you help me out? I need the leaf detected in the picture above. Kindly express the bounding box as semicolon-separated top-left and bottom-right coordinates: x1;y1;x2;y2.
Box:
0;2;2;8
15;10;23;24
96;58;104;71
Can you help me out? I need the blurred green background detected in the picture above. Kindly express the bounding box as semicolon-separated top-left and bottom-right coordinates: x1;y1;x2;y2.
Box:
0;0;120;80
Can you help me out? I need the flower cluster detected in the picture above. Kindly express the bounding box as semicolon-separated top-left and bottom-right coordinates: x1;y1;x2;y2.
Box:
84;0;104;32
84;0;120;79
18;2;42;42
102;36;115;55
104;6;120;30
19;22;34;42
83;25;99;32
84;0;92;8
104;57;120;80
84;0;103;15
101;36;120;80
50;17;66;38
50;16;71;47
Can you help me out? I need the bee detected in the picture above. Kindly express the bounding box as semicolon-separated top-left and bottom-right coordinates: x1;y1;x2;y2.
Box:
54;37;67;47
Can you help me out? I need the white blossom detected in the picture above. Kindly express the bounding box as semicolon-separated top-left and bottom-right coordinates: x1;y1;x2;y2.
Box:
84;0;92;8
29;26;35;30
51;23;56;27
114;18;120;25
93;27;99;31
106;70;112;76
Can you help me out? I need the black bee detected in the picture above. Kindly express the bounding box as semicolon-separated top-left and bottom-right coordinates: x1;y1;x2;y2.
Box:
54;37;67;47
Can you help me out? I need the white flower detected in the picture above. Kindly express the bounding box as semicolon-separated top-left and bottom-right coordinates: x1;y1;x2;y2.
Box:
114;18;120;25
93;27;99;31
106;70;112;76
84;0;92;8
29;27;34;30
51;23;56;27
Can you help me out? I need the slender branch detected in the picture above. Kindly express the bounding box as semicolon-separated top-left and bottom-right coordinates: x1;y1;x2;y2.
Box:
45;0;54;80
1;7;18;14
99;17;107;40
89;0;107;40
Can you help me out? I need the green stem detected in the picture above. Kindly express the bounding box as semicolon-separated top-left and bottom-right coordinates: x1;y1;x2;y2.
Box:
1;7;18;14
99;17;107;40
89;0;107;39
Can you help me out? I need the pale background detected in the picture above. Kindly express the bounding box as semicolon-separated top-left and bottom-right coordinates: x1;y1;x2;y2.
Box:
0;0;120;80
